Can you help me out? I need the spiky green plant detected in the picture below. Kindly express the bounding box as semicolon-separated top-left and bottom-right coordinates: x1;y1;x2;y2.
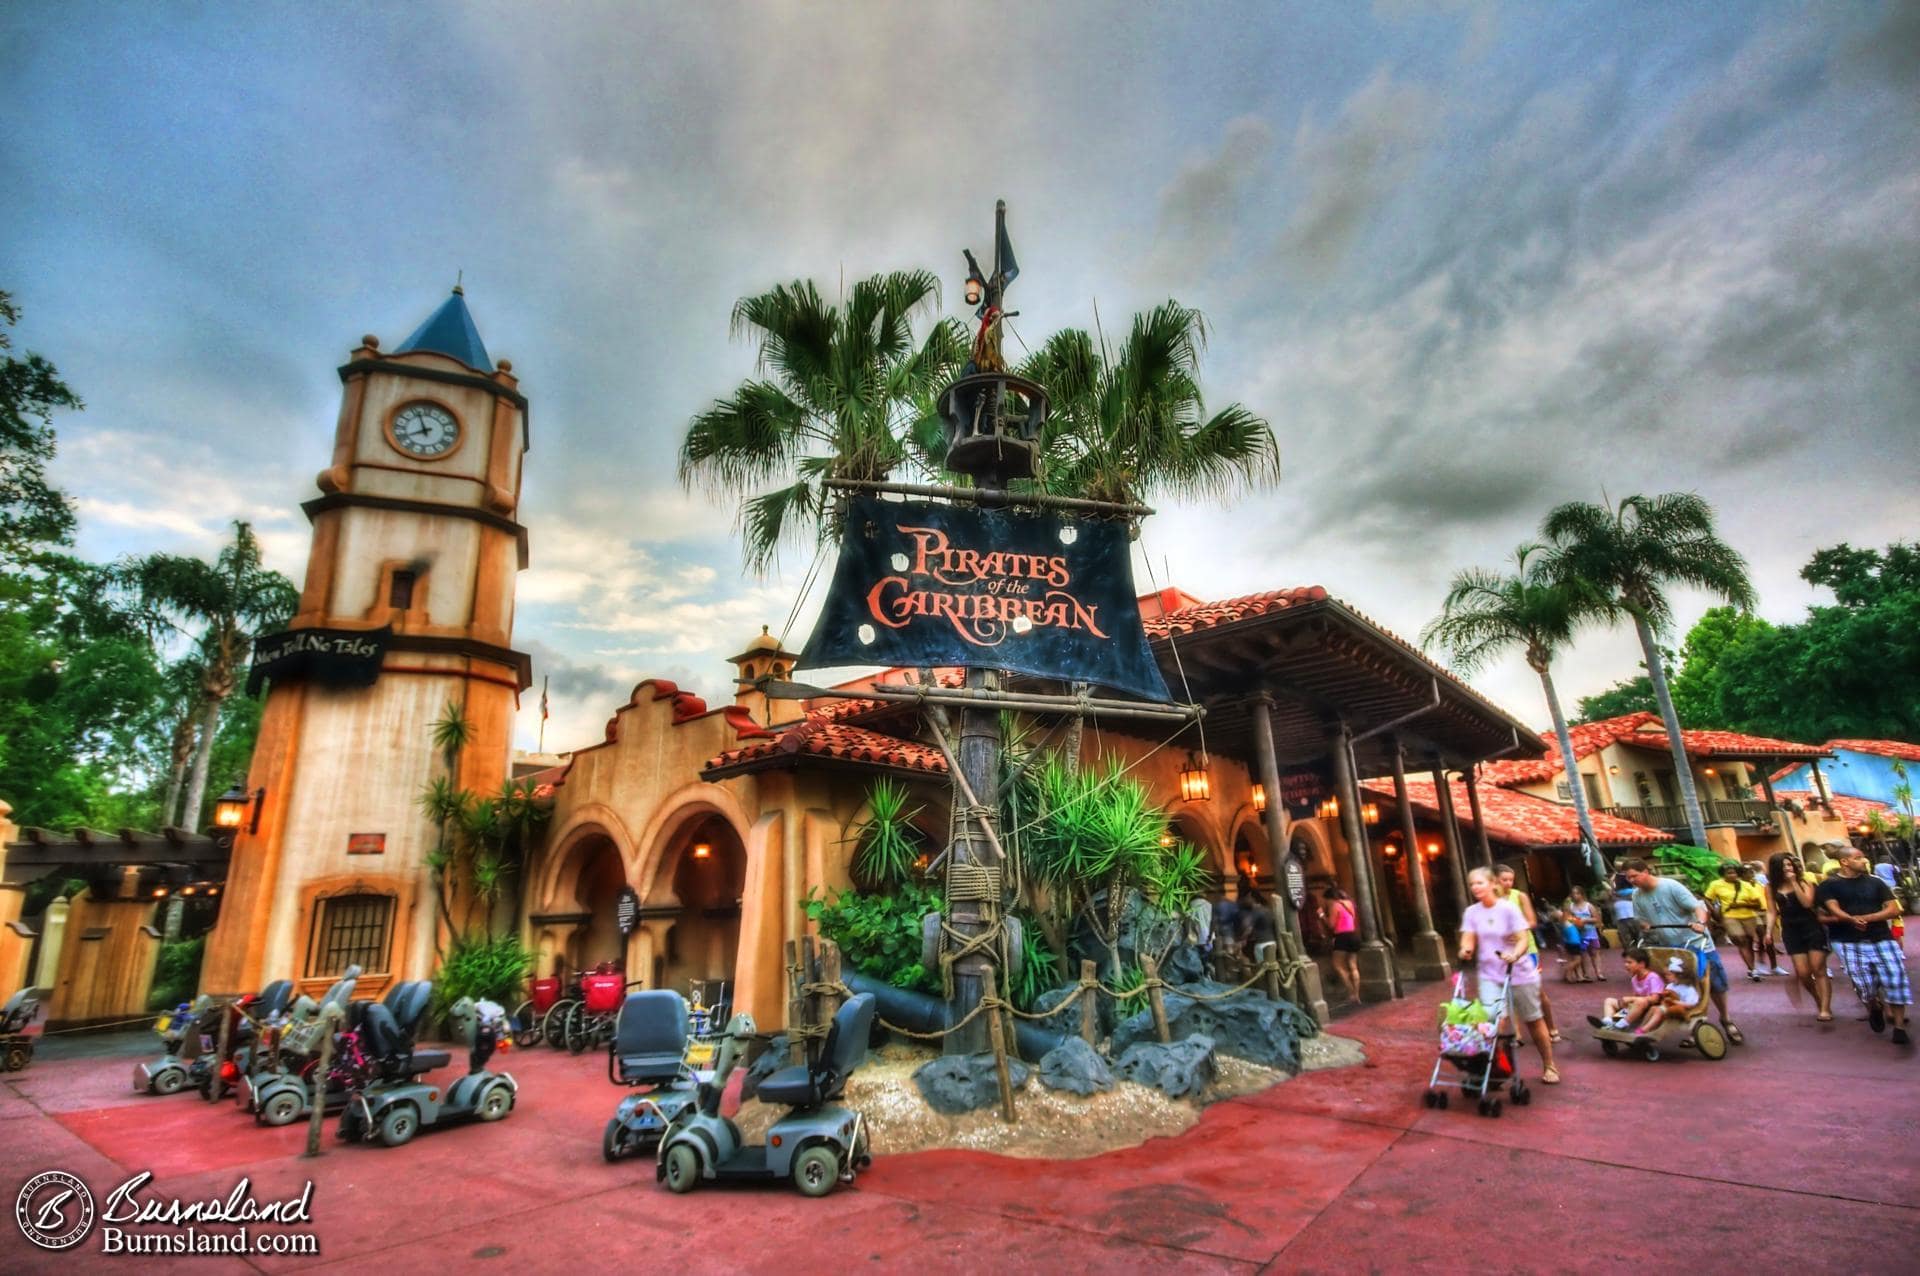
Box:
850;778;925;890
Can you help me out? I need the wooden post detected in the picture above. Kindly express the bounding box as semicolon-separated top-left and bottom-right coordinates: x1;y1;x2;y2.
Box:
1463;765;1495;867
210;996;234;1102
1141;955;1171;1043
981;965;1016;1123
800;935;821;1063
1079;959;1099;1048
785;939;807;1066
818;939;844;1023
304;1007;337;1158
1258;941;1281;1002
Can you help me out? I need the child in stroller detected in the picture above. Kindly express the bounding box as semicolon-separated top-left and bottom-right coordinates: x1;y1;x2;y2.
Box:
1590;947;1725;1061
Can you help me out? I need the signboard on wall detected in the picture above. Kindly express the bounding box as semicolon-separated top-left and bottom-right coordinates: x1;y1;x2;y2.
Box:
346;833;386;855
615;886;640;937
1285;850;1308;909
1280;768;1326;812
797;496;1169;702
247;626;390;695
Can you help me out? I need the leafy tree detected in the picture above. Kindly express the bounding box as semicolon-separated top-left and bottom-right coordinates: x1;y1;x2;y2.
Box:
123;521;297;830
1714;542;1920;743
1574;675;1656;725
678;272;967;571
1668;606;1773;728
1543;493;1757;847
1423;544;1609;853
418;704;551;949
0;290;80;562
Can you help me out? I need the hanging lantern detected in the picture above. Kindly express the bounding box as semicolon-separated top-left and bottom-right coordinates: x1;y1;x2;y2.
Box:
692;842;713;860
1316;796;1340;821
1178;752;1212;803
1361;802;1381;826
1251;783;1267;813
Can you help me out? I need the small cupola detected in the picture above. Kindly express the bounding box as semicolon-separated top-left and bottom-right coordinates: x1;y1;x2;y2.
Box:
725;626;801;726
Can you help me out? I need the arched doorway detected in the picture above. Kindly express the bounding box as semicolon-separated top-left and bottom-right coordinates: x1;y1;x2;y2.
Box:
647;814;747;999
569;834;628;972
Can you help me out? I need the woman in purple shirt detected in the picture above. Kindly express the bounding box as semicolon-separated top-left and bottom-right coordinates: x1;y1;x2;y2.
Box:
1458;866;1560;1084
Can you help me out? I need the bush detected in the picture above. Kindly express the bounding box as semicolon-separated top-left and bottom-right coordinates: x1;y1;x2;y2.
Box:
434;934;534;1015
805;882;941;996
1652;844;1729;896
147;936;205;1010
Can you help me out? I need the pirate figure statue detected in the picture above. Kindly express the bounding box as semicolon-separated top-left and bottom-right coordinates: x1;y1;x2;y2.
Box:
962;199;1020;377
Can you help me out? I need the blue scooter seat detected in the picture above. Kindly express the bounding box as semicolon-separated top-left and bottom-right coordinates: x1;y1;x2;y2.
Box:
756;994;875;1108
403;1050;452;1073
612;990;688;1085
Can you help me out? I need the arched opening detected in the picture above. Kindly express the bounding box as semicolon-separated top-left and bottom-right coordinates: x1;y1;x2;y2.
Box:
1233;822;1270;892
568;834;629;972
648;813;747;1000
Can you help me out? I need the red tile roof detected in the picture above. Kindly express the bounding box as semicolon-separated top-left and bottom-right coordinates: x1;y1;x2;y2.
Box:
704;720;947;778
1364;777;1669;849
1771;791;1896;829
1141;586;1330;637
1823;739;1920;764
1478;712;1830;787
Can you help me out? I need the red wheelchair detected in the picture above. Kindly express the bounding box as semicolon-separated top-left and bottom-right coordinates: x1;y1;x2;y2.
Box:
523;964;632;1054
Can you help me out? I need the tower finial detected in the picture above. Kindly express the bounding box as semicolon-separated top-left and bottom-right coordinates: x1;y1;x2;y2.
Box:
453;269;464;296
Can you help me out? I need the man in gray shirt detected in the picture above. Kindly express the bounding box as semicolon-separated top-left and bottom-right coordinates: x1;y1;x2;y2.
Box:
1622;856;1743;1046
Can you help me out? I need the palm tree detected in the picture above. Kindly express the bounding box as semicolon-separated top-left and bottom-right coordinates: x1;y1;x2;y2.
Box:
1422;544;1610;855
1015;302;1280;509
158;651;209;826
678;271;968;571
1542;494;1757;847
124;521;298;830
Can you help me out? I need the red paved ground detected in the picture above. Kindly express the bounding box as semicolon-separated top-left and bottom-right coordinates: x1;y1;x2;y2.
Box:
2;945;1915;1274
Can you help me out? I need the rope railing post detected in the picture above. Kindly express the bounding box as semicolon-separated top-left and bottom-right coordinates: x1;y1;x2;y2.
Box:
981;965;1017;1123
1141;955;1171;1044
1079;960;1099;1048
1257;942;1281;1003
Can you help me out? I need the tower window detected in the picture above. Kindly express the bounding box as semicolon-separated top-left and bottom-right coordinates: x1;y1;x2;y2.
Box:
306;893;395;977
389;570;417;610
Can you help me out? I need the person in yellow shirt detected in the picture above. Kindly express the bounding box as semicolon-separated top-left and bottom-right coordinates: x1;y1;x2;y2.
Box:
1704;863;1769;981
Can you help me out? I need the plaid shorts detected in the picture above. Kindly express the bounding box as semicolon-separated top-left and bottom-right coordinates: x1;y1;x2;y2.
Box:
1837;939;1912;1006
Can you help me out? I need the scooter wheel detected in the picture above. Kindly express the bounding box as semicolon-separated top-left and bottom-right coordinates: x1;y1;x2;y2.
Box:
1639;1042;1661;1063
1692;1022;1729;1061
663;1144;701;1194
603;1118;629;1162
152;1068;186;1096
260;1091;303;1127
791;1145;840;1199
477;1085;513;1122
1601;1039;1621;1057
377;1103;419;1148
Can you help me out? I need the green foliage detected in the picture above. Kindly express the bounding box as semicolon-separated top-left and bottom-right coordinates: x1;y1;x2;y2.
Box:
1650;844;1727;896
850;778;925;890
0;290;81;560
1668;607;1773;728
1423;543;1610;676
433;934;534;1011
804;881;941;996
1542;492;1757;632
1575;675;1656;724
1006;910;1057;1012
147;936;206;1010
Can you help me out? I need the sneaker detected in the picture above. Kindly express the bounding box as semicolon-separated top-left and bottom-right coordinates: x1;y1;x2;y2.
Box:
1772;965;1792;976
1893;1027;1911;1045
1869;1002;1886;1034
1586;1014;1606;1028
1748;971;1762;981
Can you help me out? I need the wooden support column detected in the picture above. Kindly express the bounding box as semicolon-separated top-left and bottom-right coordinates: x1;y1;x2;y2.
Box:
1252;695;1327;1024
1759;771;1798;855
1463;765;1494;866
1430;761;1471;917
1331;723;1397;1001
1391;739;1449;981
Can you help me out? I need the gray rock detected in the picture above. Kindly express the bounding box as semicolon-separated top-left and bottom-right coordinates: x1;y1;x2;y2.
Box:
1113;1035;1215;1098
912;1053;1032;1115
1109;983;1318;1073
1161;943;1208;985
1036;1036;1112;1095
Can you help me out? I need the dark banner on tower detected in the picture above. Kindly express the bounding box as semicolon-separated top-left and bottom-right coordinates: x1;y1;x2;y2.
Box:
797;495;1170;702
247;626;390;695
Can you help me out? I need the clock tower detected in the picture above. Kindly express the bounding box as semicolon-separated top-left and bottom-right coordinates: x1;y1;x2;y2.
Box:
200;289;532;998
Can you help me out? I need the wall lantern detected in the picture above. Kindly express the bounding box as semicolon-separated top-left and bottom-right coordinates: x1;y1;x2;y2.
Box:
1608;764;1620;776
1361;802;1381;826
1703;766;1717;777
1383;840;1401;859
151;886;168;899
1158;831;1175;849
212;779;265;836
1251;783;1266;813
1178;753;1212;803
1316;796;1340;821
1857;823;1872;835
691;842;713;860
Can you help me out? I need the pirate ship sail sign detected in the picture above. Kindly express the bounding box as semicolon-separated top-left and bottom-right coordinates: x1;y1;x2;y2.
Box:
798;495;1169;700
797;201;1167;701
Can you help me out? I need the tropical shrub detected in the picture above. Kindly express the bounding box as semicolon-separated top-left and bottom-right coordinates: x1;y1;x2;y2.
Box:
434;934;534;1011
849;778;926;890
1651;844;1729;896
805;881;941;996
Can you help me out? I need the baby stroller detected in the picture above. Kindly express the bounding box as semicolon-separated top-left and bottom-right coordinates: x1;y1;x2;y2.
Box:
1591;946;1726;1062
1423;966;1531;1118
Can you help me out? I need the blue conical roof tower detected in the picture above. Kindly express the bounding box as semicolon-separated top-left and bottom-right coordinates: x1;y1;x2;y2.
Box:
395;286;493;372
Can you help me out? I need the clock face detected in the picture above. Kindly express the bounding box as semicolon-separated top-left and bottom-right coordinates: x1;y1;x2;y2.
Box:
391;403;460;458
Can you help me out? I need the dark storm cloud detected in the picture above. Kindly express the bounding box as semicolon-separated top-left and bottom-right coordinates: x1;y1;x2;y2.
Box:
522;639;627;704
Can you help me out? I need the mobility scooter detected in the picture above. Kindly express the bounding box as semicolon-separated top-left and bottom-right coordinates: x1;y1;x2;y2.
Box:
656;993;876;1198
138;980;293;1096
341;982;517;1147
601;989;702;1161
244;967;364;1125
0;986;49;1072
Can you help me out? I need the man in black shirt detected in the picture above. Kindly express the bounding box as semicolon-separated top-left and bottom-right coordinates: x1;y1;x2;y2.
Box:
1815;845;1911;1044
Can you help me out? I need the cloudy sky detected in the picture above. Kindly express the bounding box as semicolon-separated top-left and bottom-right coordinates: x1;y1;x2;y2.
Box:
4;1;1916;755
